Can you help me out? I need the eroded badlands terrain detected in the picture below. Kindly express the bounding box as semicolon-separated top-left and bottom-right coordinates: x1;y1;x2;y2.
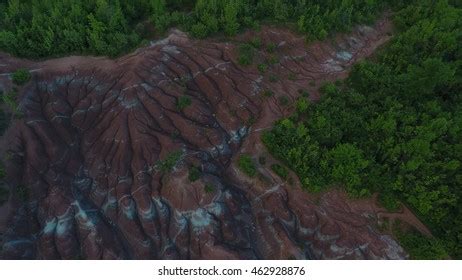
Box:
0;18;422;259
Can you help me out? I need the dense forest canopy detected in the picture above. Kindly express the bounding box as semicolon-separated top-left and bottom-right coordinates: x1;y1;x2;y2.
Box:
263;0;462;259
0;0;154;57
1;0;391;58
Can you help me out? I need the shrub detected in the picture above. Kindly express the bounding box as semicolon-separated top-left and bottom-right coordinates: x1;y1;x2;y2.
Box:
191;22;208;38
157;151;183;173
295;98;309;113
250;38;262;49
188;166;201;182
238;154;256;177
257;63;267;73
266;43;276;53
204;183;214;193
176;96;192;111
238;43;254;66
12;69;31;85
267;55;278;65
2;90;19;114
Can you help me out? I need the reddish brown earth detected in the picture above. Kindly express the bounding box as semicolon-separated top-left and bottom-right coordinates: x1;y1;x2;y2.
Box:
0;18;421;259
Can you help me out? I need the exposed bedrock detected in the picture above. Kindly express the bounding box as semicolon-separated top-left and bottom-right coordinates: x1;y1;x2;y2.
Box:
0;18;407;259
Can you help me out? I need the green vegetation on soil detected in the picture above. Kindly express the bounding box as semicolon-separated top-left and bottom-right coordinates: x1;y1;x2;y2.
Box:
271;163;289;180
238;43;255;66
238;154;257;177
188;166;201;182
204;183;214;194
176;95;192;111
2;90;19;114
157;150;183;173
12;69;31;85
262;0;462;259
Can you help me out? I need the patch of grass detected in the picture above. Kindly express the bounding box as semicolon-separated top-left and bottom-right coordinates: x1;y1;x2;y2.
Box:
12;69;31;85
271;163;289;180
2;90;19;114
204;183;214;193
309;80;316;87
238;154;257;177
266;43;276;53
176;95;192;111
188;166;201;182
157;150;183;173
267;55;278;65
249;38;262;49
238;43;255;66
257;63;267;73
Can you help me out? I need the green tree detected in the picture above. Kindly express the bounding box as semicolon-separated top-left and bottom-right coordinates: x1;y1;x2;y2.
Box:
223;1;239;36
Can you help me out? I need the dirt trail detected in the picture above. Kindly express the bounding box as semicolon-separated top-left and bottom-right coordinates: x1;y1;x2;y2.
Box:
0;17;418;259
